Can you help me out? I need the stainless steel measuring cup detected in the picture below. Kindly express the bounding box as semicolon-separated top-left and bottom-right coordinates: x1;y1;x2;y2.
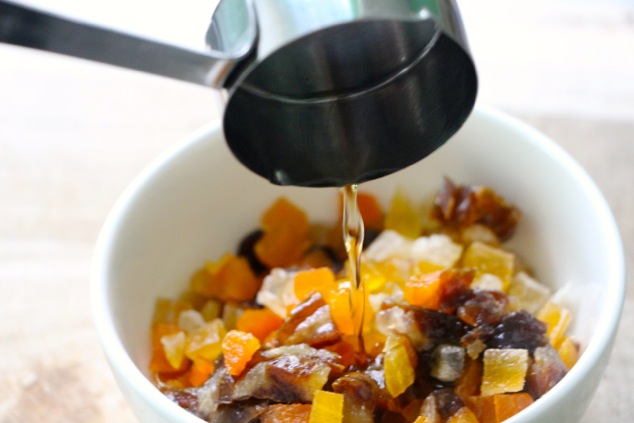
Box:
0;0;477;187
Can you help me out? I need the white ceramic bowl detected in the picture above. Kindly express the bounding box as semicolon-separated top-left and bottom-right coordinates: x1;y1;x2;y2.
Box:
91;107;624;423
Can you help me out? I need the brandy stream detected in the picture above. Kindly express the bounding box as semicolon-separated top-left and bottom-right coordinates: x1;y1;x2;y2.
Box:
342;184;367;359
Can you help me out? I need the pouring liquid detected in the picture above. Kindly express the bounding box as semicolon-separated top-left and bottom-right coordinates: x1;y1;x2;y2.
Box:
342;184;367;358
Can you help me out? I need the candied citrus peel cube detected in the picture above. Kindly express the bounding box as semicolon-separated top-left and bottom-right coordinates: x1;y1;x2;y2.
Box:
507;272;551;314
556;336;579;370
294;267;337;302
537;301;572;347
384;335;417;397
185;318;226;362
150;323;190;374
221;330;261;376
455;358;482;400
385;188;422;239
463;242;514;291
481;348;529;396
161;331;187;370
309;390;344;423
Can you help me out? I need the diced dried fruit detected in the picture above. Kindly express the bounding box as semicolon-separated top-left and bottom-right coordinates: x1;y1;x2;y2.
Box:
457;290;508;327
462;242;514;291
466;393;533;423
525;345;568;399
221;330;261;376
150;323;190;374
385;188;422;239
537;301;572;347
487;310;548;352
480;348;529;396
309;390;344;423
507;272;551;314
557;336;580;369
446;406;480;423
236;308;284;342
383;335;417;397
185;319;226;362
294;267;337;301
454;358;482;400
161;331;187;370
261;404;312;423
431;178;520;241
430;344;465;382
188;359;215;387
256;198;312;268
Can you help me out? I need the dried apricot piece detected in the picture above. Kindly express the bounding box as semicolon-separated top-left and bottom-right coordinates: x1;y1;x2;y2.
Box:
261;404;312;423
236;308;284;342
294;267;337;301
188;359;215;387
221;330;261;376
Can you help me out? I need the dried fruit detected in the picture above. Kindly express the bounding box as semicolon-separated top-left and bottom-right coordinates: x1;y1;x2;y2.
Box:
221;330;261;376
309;390;344;423
480;348;529;396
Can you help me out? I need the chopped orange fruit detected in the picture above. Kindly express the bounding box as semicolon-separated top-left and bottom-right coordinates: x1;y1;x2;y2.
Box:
455;358;482;400
414;417;434;423
462;242;514;291
385;188;422;239
384;335;417;397
221;330;261;376
294;267;337;302
188;359;215;387
309;390;344;423
447;407;480;423
149;323;190;374
236;308;284;342
327;284;373;336
262;404;312;423
256;198;311;268
480;349;528;396
557;336;580;369
467;393;533;423
404;270;443;309
537;301;572;347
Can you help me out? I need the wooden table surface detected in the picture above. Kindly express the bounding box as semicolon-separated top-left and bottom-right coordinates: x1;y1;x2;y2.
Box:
1;0;632;421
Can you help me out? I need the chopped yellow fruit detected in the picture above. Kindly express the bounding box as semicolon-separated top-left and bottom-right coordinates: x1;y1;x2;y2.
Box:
446;407;480;423
481;349;529;396
385;188;422;239
414;417;436;423
160;331;186;369
294;267;337;301
309;390;344;423
185;319;227;362
557;336;580;369
463;242;514;291
537;301;572;347
507;272;551;314
384;335;417;397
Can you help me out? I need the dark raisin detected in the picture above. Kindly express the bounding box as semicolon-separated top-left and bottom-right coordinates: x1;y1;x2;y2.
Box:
487;310;548;352
433;388;465;420
410;307;468;350
363;228;382;248
236;229;267;274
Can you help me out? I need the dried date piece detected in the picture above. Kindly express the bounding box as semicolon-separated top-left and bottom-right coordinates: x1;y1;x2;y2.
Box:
432;178;521;242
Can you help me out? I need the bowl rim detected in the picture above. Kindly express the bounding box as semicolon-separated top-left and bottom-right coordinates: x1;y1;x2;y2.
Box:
90;106;625;422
